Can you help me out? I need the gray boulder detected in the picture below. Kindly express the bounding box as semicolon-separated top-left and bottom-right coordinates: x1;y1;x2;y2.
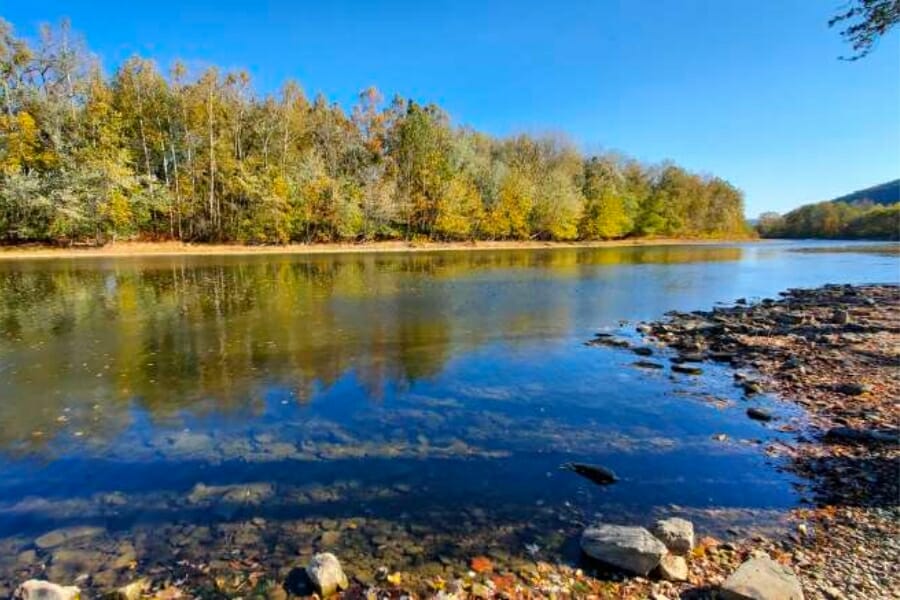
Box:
721;556;803;600
306;552;348;597
657;554;688;581
580;524;667;575
13;580;80;600
651;517;695;555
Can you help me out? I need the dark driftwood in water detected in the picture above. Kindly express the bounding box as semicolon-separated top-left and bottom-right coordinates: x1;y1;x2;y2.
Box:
560;462;619;485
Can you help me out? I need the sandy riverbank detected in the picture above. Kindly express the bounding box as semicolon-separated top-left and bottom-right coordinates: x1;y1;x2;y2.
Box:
0;238;750;260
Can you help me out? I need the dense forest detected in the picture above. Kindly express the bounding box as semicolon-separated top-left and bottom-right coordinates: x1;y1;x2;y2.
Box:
758;180;900;240
0;20;750;245
758;202;900;240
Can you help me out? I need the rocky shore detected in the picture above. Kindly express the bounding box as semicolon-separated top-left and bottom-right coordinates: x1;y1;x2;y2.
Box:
636;283;899;599
9;284;898;599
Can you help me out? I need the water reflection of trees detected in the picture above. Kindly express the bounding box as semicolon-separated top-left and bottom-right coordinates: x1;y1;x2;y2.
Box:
0;245;742;452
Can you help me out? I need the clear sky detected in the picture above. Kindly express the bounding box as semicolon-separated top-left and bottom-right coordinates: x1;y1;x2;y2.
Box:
4;0;899;216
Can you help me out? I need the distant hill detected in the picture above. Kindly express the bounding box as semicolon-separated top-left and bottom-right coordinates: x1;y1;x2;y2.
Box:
832;179;900;206
757;179;900;240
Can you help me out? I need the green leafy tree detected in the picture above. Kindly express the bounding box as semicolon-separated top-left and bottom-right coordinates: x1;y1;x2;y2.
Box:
580;156;630;239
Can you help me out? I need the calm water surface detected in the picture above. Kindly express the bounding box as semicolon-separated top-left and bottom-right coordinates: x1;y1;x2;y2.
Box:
0;241;897;587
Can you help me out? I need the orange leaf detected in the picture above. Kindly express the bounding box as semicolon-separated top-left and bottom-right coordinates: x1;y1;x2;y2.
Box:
698;536;719;548
471;556;493;573
491;574;515;592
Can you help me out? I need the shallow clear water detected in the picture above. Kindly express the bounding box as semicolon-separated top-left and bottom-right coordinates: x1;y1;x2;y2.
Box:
0;241;897;587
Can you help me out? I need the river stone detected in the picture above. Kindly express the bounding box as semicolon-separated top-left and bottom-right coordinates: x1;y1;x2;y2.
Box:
306;553;348;596
319;530;341;547
13;580;80;600
672;364;703;375
634;360;665;369
832;309;850;325
90;571;118;590
114;578;149;600
166;430;213;454
188;482;275;506
721;556;803;600
833;382;870;396
824;427;898;446
742;380;764;395
747;407;773;422
657;554;688;581
222;483;275;505
580;524;667;575
34;526;104;550
111;542;137;569
651;517;694;555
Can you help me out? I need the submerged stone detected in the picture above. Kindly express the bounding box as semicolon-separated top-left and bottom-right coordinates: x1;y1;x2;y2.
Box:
114;579;149;600
746;407;773;422
742;380;764;395
672;364;703;375
34;526;104;550
319;530;341;547
47;548;106;577
633;360;665;369
166;430;213;455
560;462;619;485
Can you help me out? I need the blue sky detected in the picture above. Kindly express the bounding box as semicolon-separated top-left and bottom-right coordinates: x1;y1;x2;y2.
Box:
5;0;899;216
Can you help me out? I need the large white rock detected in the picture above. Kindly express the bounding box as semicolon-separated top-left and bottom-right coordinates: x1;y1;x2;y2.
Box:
651;517;695;555
306;552;348;597
721;556;804;600
14;580;80;600
580;524;668;576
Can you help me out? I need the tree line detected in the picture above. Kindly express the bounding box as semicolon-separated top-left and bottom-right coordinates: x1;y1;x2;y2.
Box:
0;19;750;245
757;201;900;240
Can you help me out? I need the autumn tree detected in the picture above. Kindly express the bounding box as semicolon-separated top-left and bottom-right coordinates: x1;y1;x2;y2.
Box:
0;17;752;245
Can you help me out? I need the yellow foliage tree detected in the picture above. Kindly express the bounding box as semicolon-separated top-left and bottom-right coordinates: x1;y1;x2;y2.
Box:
0;112;56;174
434;176;483;240
482;169;533;239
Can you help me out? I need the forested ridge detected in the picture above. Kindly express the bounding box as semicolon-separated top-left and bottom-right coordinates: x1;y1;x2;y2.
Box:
758;180;900;240
832;179;900;206
0;19;750;245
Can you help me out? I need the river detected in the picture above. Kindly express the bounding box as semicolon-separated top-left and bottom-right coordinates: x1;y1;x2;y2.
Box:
0;240;897;591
